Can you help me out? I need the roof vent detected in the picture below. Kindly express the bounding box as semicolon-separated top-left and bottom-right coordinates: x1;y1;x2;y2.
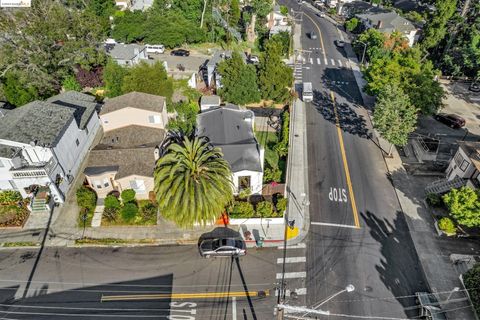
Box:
30;140;37;147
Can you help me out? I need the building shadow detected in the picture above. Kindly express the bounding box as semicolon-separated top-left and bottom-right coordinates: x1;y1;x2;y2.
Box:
360;210;427;318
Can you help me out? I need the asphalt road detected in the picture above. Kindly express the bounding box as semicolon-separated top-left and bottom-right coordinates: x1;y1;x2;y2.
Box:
279;1;428;318
0;244;279;320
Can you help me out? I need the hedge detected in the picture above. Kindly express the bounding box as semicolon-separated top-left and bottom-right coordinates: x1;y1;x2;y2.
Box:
121;189;136;203
0;190;22;204
463;264;480;316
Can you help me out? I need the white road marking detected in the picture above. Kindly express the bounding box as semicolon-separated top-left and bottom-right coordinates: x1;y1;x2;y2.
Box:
317;58;321;64
346;61;350;68
275;288;307;296
324;58;328;65
331;59;335;65
232;297;236;320
278;243;306;249
311;222;359;229
309;58;313;64
277;257;306;264
338;60;343;67
276;272;306;279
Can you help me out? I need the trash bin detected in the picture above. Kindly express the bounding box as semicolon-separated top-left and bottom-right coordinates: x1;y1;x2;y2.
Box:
256;237;264;247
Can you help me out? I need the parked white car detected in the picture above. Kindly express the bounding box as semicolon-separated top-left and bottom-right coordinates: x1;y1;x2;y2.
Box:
146;44;165;54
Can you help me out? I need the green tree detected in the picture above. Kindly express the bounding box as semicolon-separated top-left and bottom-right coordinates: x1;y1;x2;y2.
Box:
111;10;146;43
251;0;273;18
103;59;129;98
167;101;200;135
122;61;173;102
2;71;39;107
85;0;115;34
345;17;359;32
217;51;261;105
279;5;288;16
154;135;233;227
104;195;121;209
372;83;417;155
270;32;291;57
443;187;480;227
0;0;106;98
356;29;388;62
62;75;82;92
121;203;139;222
229;0;241;26
463;263;480;316
421;0;457;49
258;41;293;103
121;189;136;203
76;186;97;211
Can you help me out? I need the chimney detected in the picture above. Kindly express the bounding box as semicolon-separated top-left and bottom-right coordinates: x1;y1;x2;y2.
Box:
376;20;383;29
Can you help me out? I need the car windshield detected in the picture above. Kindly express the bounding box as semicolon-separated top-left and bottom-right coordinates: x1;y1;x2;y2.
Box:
212;238;236;249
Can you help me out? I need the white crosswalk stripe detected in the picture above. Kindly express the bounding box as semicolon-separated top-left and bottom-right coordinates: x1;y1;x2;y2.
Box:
275;288;307;296
278;242;306;249
331;59;335;65
317;58;320;64
338;60;343;67
309;58;313;64
324;58;328;65
276;272;306;279
277;257;306;264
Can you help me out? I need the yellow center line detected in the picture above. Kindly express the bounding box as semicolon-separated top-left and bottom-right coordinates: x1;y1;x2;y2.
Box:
330;91;360;228
101;290;269;302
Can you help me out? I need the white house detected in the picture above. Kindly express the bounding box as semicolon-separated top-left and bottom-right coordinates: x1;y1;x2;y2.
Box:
0;91;101;204
446;141;480;182
266;4;291;36
356;10;418;46
106;43;148;66
196;106;264;194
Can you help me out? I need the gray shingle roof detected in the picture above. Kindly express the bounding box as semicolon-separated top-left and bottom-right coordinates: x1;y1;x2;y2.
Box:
101;92;166;115
95;125;165;150
85;147;156;179
46;91;100;129
0;101;75;147
196;107;262;172
207;50;247;67
107;44;145;60
357;11;416;33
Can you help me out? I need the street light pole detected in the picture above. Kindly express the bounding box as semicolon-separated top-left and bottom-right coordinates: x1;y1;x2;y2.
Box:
357;40;367;65
301;285;355;317
445;287;460;303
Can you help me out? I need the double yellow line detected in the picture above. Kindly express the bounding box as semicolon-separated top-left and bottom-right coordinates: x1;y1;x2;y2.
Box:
101;290;270;302
304;12;361;229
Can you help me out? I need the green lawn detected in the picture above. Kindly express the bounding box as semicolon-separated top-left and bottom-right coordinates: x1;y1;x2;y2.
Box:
255;130;280;170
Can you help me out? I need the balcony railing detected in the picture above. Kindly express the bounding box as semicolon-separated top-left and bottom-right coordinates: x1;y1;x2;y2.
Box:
10;157;57;179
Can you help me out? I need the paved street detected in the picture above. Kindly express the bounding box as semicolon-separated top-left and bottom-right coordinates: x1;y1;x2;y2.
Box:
0;244;281;319
279;1;429;318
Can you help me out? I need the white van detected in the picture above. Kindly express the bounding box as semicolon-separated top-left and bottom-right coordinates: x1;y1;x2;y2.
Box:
146;44;165;54
303;82;313;102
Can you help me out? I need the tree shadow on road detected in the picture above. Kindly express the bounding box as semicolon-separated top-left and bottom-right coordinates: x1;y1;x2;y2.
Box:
311;89;371;139
360;210;427;318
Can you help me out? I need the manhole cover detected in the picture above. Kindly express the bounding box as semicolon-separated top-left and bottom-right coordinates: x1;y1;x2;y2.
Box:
364;286;373;292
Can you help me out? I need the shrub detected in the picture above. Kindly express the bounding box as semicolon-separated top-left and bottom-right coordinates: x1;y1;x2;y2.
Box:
103;207;119;222
238;188;251;200
464;263;480;316
276;197;288;214
104;195;121;209
443;187;480;227
229;201;254;218
121;203;138;222
345;17;359;32
0;190;22;204
256;201;274;217
76;186;97;210
264;167;282;183
121;189;136;203
279;5;288;15
62;75;82;91
426;193;442;207
438;217;456;235
140;202;158;220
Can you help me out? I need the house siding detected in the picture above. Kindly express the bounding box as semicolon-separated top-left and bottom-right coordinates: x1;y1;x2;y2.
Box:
446;147;477;181
100;107;168;132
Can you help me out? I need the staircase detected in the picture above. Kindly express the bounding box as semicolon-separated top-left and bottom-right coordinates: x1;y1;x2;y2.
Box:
31;197;47;212
425;177;467;195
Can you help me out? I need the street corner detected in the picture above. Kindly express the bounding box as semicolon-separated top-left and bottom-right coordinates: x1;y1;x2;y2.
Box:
286;226;299;239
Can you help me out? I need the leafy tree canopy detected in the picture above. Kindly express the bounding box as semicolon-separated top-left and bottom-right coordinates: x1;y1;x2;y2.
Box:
0;0;106;98
372;83;417;147
121;61;174;102
2;71;39;107
251;0;273;18
345;17;359;32
258;40;294;103
217;51;261;105
421;0;457;49
103;59;129;98
443;187;480;227
167;101;200;136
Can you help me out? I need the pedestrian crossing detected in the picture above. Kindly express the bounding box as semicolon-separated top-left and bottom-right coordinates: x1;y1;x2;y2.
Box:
287;57;350;68
275;242;307;303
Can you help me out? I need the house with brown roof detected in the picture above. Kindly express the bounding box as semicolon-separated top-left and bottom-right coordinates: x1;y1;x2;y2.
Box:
83;92;168;199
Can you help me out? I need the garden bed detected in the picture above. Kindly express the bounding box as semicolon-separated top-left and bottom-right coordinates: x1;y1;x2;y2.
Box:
0;204;30;228
102;197;158;226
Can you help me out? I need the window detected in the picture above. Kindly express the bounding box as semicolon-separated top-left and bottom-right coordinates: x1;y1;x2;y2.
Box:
148;115;161;124
130;179;146;194
75;139;80;146
460;160;469;171
94;180;102;189
238;176;251;191
103;119;109;124
454;152;464;166
0;160;4;168
103;178;110;187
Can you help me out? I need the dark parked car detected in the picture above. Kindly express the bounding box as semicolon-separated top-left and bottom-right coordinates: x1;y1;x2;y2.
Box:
434;113;466;129
198;238;246;258
170;49;190;57
334;40;345;47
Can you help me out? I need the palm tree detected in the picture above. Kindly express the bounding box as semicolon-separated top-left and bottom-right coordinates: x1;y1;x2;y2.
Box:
154;134;233;227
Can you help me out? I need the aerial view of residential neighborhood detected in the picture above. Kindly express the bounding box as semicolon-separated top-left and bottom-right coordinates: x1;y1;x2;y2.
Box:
0;0;479;318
